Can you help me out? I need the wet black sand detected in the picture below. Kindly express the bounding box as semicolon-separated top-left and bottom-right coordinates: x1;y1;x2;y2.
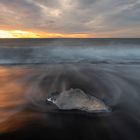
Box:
0;63;140;140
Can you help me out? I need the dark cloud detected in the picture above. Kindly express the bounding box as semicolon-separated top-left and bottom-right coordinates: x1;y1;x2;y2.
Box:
0;0;140;37
0;0;42;28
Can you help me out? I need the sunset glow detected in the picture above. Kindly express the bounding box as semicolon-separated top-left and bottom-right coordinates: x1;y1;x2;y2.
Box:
0;30;14;38
0;30;92;38
0;0;140;38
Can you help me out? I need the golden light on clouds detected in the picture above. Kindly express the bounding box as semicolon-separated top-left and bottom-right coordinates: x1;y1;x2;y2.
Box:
0;30;40;38
0;30;92;38
0;30;14;38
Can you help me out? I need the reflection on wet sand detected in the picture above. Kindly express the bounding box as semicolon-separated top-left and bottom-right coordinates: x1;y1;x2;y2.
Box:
0;67;27;121
0;67;29;133
0;110;40;133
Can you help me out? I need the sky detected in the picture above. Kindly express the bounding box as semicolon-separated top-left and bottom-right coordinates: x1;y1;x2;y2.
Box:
0;0;140;38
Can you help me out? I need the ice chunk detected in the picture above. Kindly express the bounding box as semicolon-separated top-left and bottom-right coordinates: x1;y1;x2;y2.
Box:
47;88;110;113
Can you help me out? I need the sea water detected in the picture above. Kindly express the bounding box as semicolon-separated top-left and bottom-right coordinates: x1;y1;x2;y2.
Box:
0;38;140;140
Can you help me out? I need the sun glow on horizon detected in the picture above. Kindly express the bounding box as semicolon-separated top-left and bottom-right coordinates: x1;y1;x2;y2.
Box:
0;30;14;38
0;30;93;38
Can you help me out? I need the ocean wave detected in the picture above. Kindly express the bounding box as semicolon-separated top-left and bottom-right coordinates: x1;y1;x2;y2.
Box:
0;44;140;65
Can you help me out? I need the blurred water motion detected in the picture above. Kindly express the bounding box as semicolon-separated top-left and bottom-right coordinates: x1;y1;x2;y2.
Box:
0;39;140;140
0;64;140;140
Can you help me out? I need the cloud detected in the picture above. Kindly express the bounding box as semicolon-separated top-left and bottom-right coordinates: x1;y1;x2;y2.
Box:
33;0;60;8
0;0;140;37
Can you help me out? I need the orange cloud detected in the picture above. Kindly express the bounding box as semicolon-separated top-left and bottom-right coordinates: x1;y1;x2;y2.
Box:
0;30;93;38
